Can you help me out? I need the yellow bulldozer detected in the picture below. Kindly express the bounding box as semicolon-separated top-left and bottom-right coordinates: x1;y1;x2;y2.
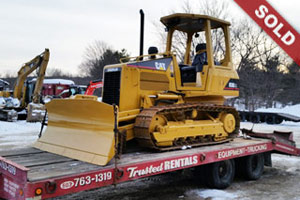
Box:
35;13;240;166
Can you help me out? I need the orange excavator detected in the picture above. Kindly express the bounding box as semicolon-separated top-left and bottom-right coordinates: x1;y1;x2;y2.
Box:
84;80;103;95
56;80;103;98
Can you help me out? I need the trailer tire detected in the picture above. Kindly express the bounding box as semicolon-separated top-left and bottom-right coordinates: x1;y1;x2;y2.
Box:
250;115;260;123
275;117;283;124
240;113;246;122
193;165;207;185
266;116;274;124
206;159;235;189
242;154;264;180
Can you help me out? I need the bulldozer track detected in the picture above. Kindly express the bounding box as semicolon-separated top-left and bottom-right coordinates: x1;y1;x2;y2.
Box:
134;103;240;151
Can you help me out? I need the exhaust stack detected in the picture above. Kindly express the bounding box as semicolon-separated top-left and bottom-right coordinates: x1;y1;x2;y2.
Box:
139;9;144;57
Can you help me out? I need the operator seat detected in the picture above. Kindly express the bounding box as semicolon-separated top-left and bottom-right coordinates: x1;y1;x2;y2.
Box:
180;43;207;85
192;43;207;72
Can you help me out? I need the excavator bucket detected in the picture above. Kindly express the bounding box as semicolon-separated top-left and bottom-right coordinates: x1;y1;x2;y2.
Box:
34;95;116;166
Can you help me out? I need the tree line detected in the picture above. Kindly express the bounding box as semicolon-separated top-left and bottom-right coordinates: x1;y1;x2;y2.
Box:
1;0;299;111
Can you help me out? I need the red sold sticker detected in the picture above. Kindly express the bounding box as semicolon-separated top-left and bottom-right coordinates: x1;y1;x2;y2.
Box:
234;0;300;66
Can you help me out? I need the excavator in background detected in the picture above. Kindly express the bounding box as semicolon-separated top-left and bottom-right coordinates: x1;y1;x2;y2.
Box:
85;79;103;95
0;49;50;122
35;13;240;166
55;80;102;98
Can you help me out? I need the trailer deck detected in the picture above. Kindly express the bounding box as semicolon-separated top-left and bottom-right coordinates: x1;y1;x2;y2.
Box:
239;110;300;124
1;133;299;200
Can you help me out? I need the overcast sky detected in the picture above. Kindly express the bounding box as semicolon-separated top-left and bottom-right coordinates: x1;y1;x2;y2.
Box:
0;0;299;76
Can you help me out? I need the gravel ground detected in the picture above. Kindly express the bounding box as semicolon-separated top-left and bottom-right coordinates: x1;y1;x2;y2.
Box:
1;121;300;200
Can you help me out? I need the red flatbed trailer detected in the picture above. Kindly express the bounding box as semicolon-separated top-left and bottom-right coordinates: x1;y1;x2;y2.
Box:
0;131;299;200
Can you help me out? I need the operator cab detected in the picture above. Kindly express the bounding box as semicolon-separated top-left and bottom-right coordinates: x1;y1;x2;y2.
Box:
160;14;233;90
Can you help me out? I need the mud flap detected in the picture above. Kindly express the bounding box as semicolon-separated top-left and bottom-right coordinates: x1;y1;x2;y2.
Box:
34;97;115;166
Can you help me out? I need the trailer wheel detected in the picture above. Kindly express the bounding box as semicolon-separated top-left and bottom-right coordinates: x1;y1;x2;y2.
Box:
266;116;274;124
241;154;264;180
206;159;235;189
240;113;246;122
250;115;260;123
274;117;283;124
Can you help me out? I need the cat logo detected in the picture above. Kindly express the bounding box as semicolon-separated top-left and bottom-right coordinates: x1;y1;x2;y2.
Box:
155;62;166;70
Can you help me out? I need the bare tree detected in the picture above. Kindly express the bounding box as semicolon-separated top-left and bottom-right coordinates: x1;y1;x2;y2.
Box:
231;18;289;109
46;68;65;77
154;0;232;63
79;41;129;80
79;41;110;77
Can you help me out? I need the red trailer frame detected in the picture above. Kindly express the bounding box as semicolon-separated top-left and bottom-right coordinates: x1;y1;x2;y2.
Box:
0;131;299;200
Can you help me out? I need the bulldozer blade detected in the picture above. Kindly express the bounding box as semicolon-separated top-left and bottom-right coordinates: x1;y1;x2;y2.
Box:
34;98;115;166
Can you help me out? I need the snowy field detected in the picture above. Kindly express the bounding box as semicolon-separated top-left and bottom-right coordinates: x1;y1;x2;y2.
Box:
0;120;40;150
0;114;300;199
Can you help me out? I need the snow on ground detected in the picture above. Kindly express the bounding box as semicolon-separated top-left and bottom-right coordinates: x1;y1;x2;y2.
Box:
0;120;40;150
186;189;241;200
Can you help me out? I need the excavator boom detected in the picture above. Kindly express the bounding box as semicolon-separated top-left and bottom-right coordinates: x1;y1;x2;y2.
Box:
13;49;50;106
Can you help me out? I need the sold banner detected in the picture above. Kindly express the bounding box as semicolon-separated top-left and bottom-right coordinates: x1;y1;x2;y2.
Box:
234;0;300;66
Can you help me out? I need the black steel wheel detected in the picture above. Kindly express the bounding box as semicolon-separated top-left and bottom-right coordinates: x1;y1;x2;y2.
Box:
250;115;260;123
241;154;264;180
240;113;246;122
206;159;235;189
275;117;283;124
266;116;275;124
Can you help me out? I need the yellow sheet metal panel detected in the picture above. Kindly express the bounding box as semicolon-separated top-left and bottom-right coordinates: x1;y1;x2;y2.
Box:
119;67;140;112
140;72;169;91
34;98;115;166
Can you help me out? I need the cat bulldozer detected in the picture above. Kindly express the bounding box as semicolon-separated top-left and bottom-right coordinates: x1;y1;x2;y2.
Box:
35;13;240;166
